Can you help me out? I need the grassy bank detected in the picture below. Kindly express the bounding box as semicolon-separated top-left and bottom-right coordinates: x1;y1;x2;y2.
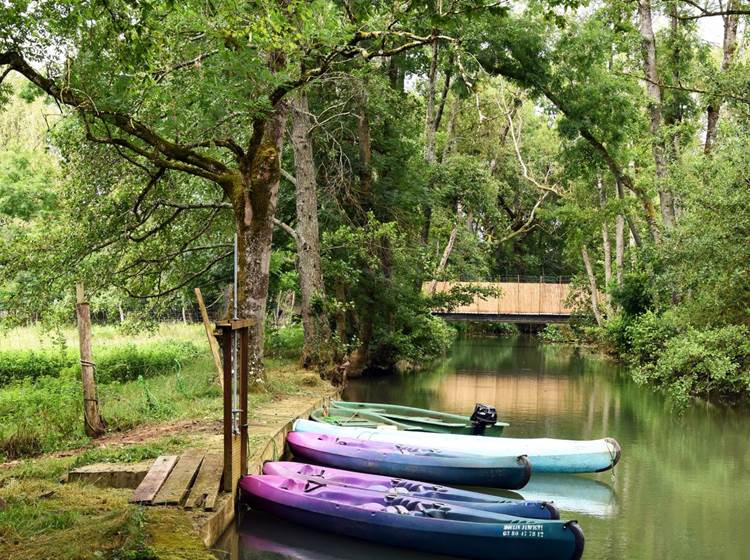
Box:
0;322;309;460
0;350;331;560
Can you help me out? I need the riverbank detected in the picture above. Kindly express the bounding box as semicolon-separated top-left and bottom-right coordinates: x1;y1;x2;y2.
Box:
541;317;750;408
0;363;336;559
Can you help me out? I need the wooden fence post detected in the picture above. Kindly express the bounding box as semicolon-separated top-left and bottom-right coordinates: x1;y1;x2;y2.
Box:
75;282;106;437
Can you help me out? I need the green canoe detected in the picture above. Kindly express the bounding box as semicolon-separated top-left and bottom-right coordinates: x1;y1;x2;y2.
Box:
311;401;509;436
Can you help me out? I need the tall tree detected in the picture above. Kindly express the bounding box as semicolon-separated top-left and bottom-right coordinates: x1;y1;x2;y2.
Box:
1;1;457;380
637;0;676;230
286;91;331;368
704;0;741;154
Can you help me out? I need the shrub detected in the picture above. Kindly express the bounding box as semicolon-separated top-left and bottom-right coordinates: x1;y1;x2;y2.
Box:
381;315;456;366
265;323;305;359
0;376;85;459
624;311;679;364
632;325;750;407
0;340;200;386
600;310;678;360
539;324;573;344
0;349;73;385
610;270;654;316
93;341;199;383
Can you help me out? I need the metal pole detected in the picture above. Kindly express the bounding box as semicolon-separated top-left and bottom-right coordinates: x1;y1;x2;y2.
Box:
231;234;239;435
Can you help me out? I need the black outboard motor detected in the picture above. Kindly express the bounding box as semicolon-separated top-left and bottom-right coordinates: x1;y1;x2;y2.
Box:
470;403;498;435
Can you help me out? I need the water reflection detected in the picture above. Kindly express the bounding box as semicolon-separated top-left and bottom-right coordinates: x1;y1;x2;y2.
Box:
232;509;459;560
519;474;617;518
224;335;750;560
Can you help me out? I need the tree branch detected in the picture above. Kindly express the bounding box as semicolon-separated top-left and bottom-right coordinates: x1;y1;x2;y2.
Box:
118;250;233;299
281;168;297;186
1;51;230;182
677;0;750;20
272;217;300;242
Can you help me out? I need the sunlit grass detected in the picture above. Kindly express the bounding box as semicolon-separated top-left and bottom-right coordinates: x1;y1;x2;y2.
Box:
0;322;205;351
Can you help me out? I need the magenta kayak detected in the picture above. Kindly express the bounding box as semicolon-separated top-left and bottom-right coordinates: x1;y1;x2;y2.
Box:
286;431;531;489
240;475;584;560
264;461;558;519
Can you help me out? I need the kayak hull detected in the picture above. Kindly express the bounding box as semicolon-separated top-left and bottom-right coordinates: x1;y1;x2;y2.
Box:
287;432;531;489
240;475;584;560
264;461;558;519
328;400;508;435
294;419;621;474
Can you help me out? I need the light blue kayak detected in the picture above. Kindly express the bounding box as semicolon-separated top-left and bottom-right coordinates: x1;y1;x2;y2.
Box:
294;419;621;474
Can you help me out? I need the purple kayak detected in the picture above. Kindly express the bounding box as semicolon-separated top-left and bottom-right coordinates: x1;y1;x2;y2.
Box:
264;461;558;519
286;432;531;489
240;475;584;560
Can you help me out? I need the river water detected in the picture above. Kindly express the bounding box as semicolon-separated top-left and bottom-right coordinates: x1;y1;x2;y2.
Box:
227;336;750;560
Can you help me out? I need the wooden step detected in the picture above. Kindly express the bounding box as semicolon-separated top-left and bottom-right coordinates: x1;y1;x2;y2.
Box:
184;453;223;511
152;451;204;506
129;455;178;504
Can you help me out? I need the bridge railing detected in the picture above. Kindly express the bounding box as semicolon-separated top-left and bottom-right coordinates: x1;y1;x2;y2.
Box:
493;275;572;284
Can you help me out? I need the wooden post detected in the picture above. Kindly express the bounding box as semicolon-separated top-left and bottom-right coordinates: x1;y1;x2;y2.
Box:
216;319;252;495
75;282;106;437
195;288;224;388
239;326;249;476
221;327;233;492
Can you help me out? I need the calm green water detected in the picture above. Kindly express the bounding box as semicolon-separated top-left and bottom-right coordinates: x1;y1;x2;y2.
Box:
226;336;750;560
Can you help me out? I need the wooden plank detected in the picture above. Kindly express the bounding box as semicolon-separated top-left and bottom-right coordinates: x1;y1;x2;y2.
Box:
215;318;256;330
130;455;178;504
153;452;204;506
195;287;224;388
184;454;223;511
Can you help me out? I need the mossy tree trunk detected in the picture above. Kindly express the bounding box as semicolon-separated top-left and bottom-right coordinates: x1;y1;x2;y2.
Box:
231;105;289;386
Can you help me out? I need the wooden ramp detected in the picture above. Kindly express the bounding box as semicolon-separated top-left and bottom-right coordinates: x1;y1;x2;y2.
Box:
130;451;224;511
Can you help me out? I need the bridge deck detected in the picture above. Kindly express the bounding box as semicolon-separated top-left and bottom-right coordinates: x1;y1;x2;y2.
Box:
425;281;572;323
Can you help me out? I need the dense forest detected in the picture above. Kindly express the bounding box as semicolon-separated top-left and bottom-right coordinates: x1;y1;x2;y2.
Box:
2;0;750;407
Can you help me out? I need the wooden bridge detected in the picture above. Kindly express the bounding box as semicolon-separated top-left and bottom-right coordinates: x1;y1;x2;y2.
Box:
426;280;573;324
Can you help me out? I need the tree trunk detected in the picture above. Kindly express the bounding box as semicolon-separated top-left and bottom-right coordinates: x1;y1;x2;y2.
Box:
356;92;373;212
615;214;625;286
581;246;603;327
441;96;460;163
597;179;613;314
615;176;625;289
75;283;106;437
420;40;440;245
429;206;463;294
234;105;289;387
424;40;439;165
289;92;331;368
334;279;347;342
637;0;675;231
704;0;740;154
347;92;376;376
598;178;612;289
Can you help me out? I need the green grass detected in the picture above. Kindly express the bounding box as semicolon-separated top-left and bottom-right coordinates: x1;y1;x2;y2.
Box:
0;321;329;462
0;479;213;560
0;354;220;460
0;322;204;352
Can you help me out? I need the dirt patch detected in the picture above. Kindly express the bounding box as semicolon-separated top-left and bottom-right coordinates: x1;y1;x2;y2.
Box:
1;420;221;470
